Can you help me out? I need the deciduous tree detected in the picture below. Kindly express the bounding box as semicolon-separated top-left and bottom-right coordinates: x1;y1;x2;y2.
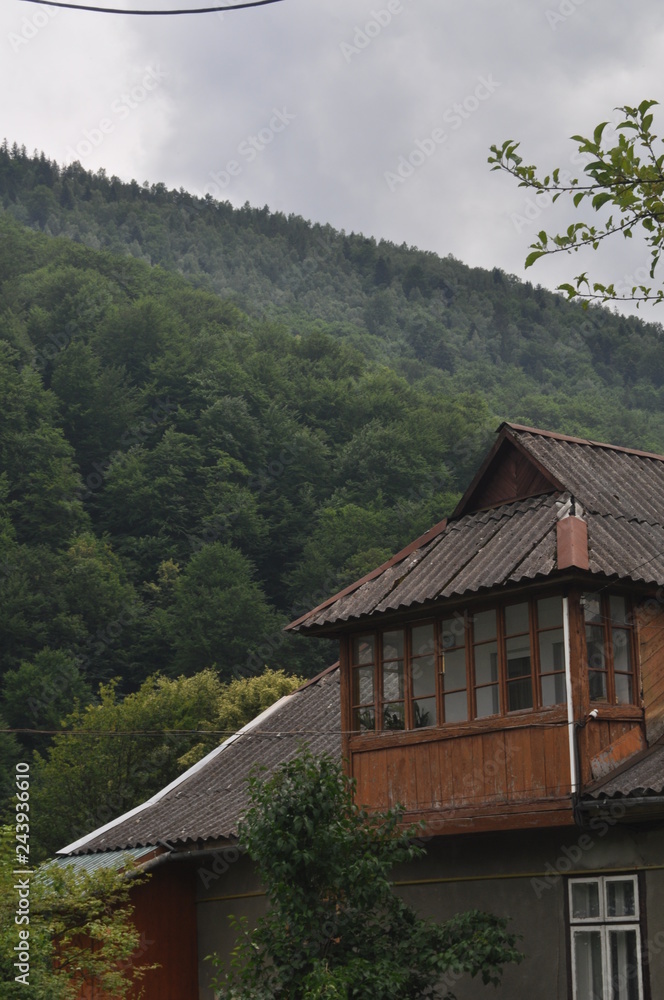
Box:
212;752;522;999
489;100;664;306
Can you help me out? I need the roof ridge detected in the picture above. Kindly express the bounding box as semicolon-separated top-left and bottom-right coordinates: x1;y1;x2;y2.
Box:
57;690;297;856
503;422;664;462
450;491;559;524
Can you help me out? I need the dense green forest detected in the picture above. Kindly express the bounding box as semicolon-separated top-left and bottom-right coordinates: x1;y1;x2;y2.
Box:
2;142;664;856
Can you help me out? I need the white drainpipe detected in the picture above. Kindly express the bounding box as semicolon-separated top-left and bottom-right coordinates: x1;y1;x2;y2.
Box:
562;595;577;793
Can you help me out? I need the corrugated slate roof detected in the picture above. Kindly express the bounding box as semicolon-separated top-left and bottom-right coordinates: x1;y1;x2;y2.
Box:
59;667;341;856
583;741;664;800
289;424;664;633
509;425;664;524
299;494;561;631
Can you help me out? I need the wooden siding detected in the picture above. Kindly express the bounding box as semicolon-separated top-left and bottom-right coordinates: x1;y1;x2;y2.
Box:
128;863;198;1000
350;715;574;835
463;441;555;513
637;598;664;744
577;714;644;787
75;863;197;1000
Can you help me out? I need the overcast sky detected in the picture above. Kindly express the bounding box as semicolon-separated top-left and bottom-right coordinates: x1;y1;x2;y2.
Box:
3;0;664;315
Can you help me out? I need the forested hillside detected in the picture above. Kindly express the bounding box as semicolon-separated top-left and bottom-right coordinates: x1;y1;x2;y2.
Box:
2;143;664;855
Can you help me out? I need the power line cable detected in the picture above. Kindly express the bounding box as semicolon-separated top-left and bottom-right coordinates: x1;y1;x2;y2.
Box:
18;0;283;14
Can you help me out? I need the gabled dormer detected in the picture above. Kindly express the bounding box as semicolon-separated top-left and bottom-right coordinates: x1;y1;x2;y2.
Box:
287;424;664;835
452;422;563;516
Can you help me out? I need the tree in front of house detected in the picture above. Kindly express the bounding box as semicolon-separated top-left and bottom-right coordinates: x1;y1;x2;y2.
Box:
0;825;149;999
489;100;664;307
211;752;522;1000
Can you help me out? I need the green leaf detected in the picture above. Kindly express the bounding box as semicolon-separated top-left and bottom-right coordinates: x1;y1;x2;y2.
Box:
524;250;546;268
592;192;613;210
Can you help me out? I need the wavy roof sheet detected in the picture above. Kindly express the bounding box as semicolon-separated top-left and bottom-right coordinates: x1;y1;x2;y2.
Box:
290;424;664;633
59;667;341;856
510;426;664;524
583;741;664;799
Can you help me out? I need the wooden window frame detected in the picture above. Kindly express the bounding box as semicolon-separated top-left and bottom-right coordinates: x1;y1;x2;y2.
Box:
568;874;646;1000
348;592;572;733
582;591;640;707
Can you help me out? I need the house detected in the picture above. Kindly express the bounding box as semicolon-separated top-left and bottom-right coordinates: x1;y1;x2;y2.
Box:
57;666;341;999
59;422;664;999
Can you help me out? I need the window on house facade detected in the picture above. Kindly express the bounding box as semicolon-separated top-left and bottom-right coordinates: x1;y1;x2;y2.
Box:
583;593;638;706
350;595;568;732
569;875;644;1000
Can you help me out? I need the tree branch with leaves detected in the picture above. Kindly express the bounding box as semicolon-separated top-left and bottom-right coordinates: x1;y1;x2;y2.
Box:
209;751;522;1000
489;100;664;306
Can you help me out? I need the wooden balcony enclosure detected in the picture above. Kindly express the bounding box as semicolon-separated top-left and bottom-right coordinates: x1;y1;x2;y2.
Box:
340;588;652;837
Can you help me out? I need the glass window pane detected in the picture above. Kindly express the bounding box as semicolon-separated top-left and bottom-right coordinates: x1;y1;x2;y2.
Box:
609;929;639;1000
540;628;565;672
505;602;529;635
586;624;607;670
476;684;499;718
412;624;435;656
612;630;632;672
413;696;436;729
590;670;608;702
606;880;636;919
412;655;436;697
473;609;497;642
507;678;533;712
572;881;601;920
506;636;531;678
382;703;405;731
475;642;498;685
615;673;633;705
573;930;604;1000
584;592;602;624
353;706;375;731
442;616;465;649
541;672;567;706
609;594;628;626
353;666;374;705
382;660;404;701
352;635;374;665
538;595;563;628
382;631;404;661
442;647;467;690
444;690;468;723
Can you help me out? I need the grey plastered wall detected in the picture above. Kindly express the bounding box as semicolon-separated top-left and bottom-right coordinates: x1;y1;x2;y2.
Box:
193;823;664;1000
393;828;570;1000
646;868;664;997
393;823;664;1000
195;849;266;1000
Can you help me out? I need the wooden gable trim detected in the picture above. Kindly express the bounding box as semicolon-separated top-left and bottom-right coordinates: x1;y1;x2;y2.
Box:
504;421;664;461
452;424;564;519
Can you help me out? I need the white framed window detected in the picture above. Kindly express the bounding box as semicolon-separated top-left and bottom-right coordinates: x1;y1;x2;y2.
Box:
569;875;644;1000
